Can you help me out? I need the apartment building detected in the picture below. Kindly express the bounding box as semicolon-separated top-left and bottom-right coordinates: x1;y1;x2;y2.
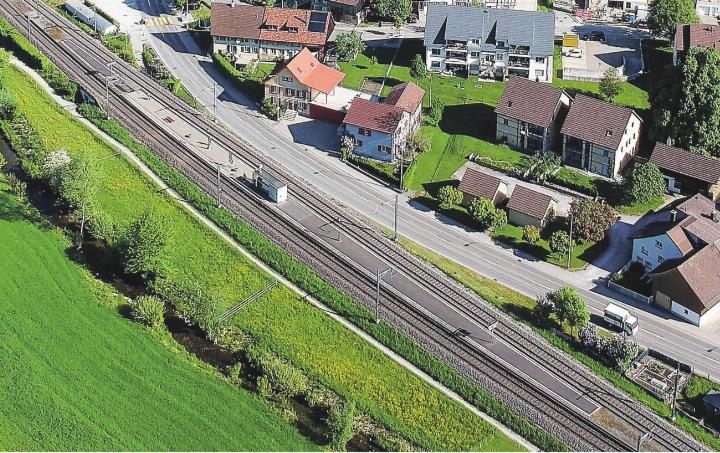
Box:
423;4;555;82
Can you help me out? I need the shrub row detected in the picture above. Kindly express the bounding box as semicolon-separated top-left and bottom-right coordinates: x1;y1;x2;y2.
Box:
0;17;77;100
77;102;566;452
548;169;599;197
212;52;263;102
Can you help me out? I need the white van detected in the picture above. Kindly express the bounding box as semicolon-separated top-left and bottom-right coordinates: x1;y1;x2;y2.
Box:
604;303;639;335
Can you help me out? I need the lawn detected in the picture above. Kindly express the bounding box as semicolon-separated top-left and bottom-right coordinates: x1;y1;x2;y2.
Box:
1;62;523;451
397;234;720;451
491;222;601;270
0;189;314;451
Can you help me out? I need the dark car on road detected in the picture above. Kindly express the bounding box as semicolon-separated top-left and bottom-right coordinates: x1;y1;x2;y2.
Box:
582;31;606;42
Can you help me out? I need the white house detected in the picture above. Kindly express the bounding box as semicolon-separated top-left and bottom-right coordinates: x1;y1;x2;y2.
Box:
423;4;555;82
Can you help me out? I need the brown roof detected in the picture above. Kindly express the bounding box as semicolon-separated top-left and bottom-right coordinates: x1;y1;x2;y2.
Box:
650;143;720;185
667;218;696;255
560;94;641;150
458;168;505;202
383;82;425;114
683;216;720;245
651;241;720;314
507;185;555;220
269;48;344;93
343;98;405;134
495;76;568;128
211;3;333;47
677;193;717;218
675;24;720;54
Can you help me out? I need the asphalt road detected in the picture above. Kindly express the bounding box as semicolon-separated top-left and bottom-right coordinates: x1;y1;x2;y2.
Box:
138;2;720;381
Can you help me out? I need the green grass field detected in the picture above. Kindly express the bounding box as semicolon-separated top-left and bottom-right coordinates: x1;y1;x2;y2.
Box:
1;61;522;451
0;188;315;451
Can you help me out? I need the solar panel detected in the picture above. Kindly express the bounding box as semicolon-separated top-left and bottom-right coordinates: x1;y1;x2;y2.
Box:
308;11;327;32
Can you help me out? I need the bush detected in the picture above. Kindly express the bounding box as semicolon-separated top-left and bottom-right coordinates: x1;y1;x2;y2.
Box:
491;208;507;230
579;324;640;370
123;211;170;277
327;400;356;451
0;86;17;120
546;287;589;335
410;54;428;79
227;363;243;385
624;162;666;205
261;355;310;399
467;197;495;229
425;99;445;127
257;375;273;398
212;53;264;101
437;185;462;208
522;225;541;244
130;295;165;328
549;230;573;258
532;296;555;324
260;97;281;120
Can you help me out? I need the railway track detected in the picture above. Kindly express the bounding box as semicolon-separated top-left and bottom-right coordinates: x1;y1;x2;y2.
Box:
0;1;704;450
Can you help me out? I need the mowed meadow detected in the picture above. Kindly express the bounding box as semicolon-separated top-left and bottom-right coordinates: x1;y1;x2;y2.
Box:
0;58;523;450
0;189;315;451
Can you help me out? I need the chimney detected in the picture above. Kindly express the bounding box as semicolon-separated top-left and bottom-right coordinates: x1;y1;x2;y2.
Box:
670;209;678;223
231;0;236;7
712;209;718;222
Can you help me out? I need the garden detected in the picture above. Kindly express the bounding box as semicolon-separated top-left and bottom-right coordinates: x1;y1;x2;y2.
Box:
0;36;538;451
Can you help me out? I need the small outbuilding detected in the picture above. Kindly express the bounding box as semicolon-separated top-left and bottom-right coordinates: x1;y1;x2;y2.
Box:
506;185;557;228
649;142;720;201
63;0;118;35
458;168;509;206
703;390;720;417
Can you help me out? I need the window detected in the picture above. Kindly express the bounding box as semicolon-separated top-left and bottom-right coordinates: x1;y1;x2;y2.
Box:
605;130;613;138
535;69;544;77
497;40;505;47
471;51;480;58
431;48;441;56
502;118;509;125
431;61;441;68
269;86;277;94
358;127;372;136
471;38;481;45
282;76;292;82
655;240;663;250
658;256;665;263
288;27;298;33
641;245;648;255
356;140;363;147
602;149;609;157
377;144;392;153
506;101;512;108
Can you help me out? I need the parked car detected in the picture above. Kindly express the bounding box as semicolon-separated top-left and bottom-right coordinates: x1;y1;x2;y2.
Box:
406;13;418;23
565;48;582;58
582;30;606;42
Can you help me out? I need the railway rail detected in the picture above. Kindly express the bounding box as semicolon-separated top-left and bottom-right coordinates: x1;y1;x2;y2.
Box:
0;0;704;450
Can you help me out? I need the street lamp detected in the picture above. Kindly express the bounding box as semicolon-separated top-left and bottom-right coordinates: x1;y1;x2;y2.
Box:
567;211;574;269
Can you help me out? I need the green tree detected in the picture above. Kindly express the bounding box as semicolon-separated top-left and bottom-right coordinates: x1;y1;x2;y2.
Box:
124;211;170;277
651;47;720;157
130;295;165;329
546;286;589;335
624;162;666;204
490;208;507;230
522;225;541;244
335;31;365;61
405;130;431;160
425;99;445;126
410;54;428;79
528;152;560;181
437;185;462;208
327;400;356;451
647;0;698;40
60;154;98;241
532;295;555;324
374;0;411;26
549;230;572;258
468;197;498;230
599;67;623;103
570;198;618;242
0;86;17;120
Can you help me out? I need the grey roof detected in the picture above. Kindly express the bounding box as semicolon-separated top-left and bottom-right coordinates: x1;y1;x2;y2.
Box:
424;4;555;57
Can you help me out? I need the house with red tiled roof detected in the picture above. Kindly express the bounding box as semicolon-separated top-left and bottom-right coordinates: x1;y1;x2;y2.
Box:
560;94;642;178
211;2;334;64
625;194;720;325
673;23;720;66
264;48;351;119
342;82;425;161
495;76;571;153
649;142;720;201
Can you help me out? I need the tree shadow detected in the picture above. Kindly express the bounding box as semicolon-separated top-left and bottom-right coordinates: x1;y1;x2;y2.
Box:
440;103;496;139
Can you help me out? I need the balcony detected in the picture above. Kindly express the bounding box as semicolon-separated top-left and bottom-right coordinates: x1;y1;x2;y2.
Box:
508;58;530;68
446;51;467;61
508;45;530;56
445;41;467;51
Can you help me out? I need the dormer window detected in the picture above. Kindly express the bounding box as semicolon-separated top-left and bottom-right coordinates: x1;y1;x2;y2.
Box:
605;130;613;138
471;38;481;45
506;101;512;108
288;26;298;33
265;24;278;31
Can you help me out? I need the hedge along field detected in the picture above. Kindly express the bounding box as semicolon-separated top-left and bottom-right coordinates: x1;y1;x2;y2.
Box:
0;63;523;450
0;189;315;451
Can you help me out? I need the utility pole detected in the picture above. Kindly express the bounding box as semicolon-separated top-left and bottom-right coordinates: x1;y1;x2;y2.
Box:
93;3;97;34
567;212;573;269
213;82;218;120
375;267;393;324
671;362;680;421
216;162;222;207
636;430;653;452
393;193;399;241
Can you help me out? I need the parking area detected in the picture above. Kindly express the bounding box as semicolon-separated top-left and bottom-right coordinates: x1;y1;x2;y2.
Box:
556;11;650;81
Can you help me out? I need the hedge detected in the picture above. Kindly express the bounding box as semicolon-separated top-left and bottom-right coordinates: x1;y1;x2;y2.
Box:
212;53;263;102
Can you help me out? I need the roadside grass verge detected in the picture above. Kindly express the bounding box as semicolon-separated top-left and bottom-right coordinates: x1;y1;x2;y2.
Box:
397;235;720;451
0;188;315;451
1;57;533;452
